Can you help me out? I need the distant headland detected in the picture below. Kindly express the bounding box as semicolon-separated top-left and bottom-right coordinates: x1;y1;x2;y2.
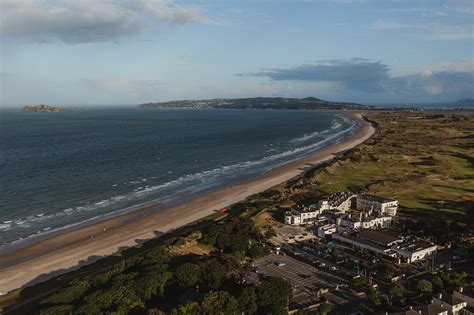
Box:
139;97;373;110
22;104;75;112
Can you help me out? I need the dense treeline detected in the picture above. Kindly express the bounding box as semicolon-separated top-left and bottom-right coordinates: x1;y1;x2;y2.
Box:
35;218;289;314
355;269;472;314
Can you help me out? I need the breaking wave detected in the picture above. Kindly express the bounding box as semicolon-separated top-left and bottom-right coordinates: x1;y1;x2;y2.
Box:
0;113;359;249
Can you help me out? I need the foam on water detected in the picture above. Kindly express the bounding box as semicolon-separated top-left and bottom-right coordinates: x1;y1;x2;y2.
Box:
0;109;360;248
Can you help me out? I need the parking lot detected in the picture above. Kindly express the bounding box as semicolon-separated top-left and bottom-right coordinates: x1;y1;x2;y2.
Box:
253;253;347;293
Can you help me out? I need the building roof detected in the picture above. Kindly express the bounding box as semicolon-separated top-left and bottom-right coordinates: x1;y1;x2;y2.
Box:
414;304;447;315
389;310;421;315
328;191;354;206
320;210;345;219
390;303;447;315
358;194;396;203
456;286;474;298
292;204;321;213
436;293;466;306
358;230;401;246
395;237;436;253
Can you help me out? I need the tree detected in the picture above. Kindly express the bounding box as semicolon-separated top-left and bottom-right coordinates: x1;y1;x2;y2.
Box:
134;270;172;299
432;276;444;293
319;302;332;315
175;263;201;288
201;259;227;290
257;277;293;315
368;288;381;306
380;264;396;280
170;302;202;315
416;279;433;295
388;283;405;302
38;305;74;315
148;309;166;315
353;276;368;292
238;286;258;315
248;245;270;259
201;291;239;315
264;229;277;239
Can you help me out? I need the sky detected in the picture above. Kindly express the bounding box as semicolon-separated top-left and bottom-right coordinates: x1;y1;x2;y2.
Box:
0;0;473;106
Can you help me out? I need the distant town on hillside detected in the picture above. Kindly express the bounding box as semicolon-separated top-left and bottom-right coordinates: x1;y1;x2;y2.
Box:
139;97;373;110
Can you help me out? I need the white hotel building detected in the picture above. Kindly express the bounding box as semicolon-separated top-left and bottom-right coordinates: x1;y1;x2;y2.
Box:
284;200;331;225
356;194;398;216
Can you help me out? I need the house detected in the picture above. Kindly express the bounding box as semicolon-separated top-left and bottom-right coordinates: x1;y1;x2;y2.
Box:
461;307;474;315
284;193;398;228
390;304;448;315
332;230;402;257
356;194;398;216
453;287;474;315
391;237;438;263
433;293;468;315
332;230;437;264
337;214;362;229
361;214;392;229
334;212;392;230
316;224;337;238
454;287;474;307
327;191;355;212
284;200;331;225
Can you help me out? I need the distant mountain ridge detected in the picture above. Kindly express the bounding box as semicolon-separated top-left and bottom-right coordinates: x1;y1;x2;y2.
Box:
139;97;372;110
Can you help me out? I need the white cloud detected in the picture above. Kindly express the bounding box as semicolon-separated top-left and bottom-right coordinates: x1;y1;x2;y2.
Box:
0;0;206;44
127;0;202;23
373;20;473;41
239;58;474;101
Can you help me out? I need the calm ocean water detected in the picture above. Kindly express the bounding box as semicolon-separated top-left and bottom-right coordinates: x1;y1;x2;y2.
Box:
0;108;359;248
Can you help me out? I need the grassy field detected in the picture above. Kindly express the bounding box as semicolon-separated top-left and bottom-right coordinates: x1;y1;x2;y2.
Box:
278;111;474;224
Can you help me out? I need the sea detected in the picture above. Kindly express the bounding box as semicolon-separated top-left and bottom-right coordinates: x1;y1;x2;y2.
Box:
0;108;360;250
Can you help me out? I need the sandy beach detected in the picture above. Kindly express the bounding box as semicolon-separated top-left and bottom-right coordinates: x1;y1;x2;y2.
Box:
0;112;375;294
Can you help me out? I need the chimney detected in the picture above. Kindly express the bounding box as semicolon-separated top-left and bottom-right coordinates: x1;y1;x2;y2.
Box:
409;306;413;310
438;293;442;299
459;287;464;293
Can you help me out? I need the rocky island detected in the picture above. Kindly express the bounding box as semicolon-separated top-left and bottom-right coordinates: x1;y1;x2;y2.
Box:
22;104;74;112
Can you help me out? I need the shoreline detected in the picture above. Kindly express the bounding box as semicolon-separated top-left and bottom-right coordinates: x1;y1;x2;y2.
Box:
0;112;375;294
0;110;356;254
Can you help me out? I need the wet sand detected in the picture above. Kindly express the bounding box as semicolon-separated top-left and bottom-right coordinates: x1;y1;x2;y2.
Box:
0;112;375;294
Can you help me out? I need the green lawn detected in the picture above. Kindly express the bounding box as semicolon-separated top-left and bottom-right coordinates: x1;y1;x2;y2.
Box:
277;111;474;224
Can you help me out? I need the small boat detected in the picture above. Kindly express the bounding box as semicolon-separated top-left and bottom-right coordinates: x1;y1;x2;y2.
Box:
36;214;45;217
3;221;12;224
